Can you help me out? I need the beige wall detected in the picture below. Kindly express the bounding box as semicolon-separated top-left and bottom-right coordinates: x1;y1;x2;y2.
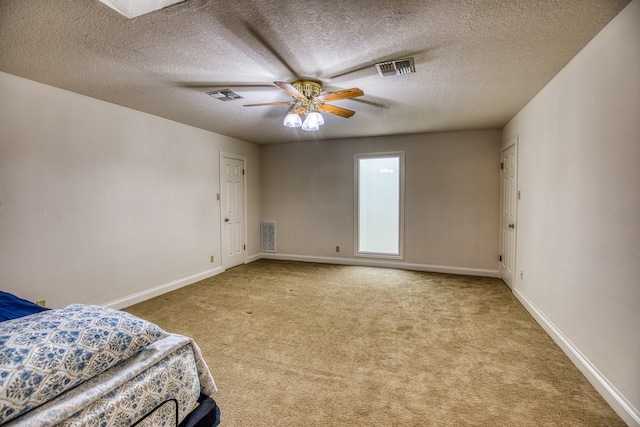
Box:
503;0;640;424
261;130;502;275
0;71;261;308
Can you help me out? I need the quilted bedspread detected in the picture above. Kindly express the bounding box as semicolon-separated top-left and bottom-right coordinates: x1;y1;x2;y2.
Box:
0;304;168;424
59;343;201;427
4;333;217;426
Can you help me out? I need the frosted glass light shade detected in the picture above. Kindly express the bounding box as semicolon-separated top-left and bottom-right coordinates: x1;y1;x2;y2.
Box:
283;113;302;128
308;111;324;125
301;112;324;131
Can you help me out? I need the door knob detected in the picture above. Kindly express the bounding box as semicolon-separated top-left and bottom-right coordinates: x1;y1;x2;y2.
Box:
508;223;515;229
224;218;230;222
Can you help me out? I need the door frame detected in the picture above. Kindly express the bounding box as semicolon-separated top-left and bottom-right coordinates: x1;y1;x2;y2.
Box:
499;136;518;289
219;151;248;270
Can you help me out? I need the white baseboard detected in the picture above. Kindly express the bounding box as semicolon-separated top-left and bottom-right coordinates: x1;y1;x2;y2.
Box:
102;266;225;310
257;252;500;278
514;288;640;427
247;253;263;263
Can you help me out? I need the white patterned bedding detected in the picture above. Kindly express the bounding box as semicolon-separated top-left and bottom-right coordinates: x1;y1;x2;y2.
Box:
0;305;217;426
61;343;200;427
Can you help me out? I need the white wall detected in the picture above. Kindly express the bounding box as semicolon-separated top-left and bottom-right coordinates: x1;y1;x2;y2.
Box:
261;130;501;275
503;0;640;424
0;71;261;309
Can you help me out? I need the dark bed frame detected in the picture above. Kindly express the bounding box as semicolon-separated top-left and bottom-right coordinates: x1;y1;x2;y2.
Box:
132;393;220;427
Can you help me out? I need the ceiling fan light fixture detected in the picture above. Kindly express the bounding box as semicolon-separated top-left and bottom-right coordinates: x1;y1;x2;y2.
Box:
307;111;324;126
301;119;318;132
301;112;323;131
283;113;302;128
248;80;362;131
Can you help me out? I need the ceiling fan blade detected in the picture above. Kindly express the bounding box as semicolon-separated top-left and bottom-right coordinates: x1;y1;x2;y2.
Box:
244;101;295;107
274;81;306;99
317;88;364;102
317;103;356;118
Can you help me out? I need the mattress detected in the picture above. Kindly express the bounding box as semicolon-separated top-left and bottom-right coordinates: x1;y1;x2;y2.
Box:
0;303;218;426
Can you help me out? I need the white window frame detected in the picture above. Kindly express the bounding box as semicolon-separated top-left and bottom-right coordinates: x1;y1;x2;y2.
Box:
354;152;405;260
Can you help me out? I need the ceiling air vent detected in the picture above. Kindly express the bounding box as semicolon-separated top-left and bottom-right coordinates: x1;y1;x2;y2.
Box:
206;89;244;101
375;58;415;78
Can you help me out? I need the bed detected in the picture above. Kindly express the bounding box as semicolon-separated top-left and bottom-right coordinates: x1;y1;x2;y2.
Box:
0;291;220;426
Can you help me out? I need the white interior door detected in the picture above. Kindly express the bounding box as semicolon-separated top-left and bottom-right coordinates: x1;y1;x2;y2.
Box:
221;154;245;269
500;143;517;288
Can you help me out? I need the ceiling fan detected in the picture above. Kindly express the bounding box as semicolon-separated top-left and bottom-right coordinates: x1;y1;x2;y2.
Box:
243;80;364;131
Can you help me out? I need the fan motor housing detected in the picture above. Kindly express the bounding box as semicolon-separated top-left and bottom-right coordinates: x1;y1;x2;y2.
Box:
292;80;322;98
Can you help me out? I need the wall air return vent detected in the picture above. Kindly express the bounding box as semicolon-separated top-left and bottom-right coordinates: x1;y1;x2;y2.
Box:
206;89;244;101
260;221;277;253
375;58;416;78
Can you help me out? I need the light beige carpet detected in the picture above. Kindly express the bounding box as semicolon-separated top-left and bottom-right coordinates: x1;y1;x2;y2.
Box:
125;260;625;426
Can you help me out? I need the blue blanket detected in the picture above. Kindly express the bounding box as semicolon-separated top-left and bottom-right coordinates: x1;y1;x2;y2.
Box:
0;291;49;322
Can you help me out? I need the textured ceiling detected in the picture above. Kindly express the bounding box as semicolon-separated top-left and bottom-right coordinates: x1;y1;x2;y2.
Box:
0;0;631;144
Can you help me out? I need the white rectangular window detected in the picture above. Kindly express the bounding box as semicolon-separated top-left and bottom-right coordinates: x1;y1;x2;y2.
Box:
355;152;404;259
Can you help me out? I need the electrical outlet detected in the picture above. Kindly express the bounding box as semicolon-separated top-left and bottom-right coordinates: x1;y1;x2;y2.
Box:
36;300;46;308
210;255;215;263
336;246;340;252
